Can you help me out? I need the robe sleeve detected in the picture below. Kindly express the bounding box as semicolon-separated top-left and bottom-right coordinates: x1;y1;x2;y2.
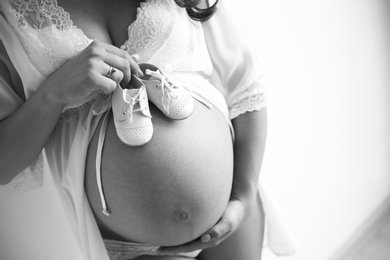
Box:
202;0;266;119
0;15;43;193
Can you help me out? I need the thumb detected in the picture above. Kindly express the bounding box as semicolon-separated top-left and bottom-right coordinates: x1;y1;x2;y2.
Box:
201;200;244;242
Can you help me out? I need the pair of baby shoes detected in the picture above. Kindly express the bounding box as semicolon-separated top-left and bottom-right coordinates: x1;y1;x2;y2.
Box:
111;63;194;146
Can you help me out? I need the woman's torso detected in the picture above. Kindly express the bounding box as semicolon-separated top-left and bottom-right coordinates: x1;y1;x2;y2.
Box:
78;0;233;246
85;99;233;246
5;0;234;246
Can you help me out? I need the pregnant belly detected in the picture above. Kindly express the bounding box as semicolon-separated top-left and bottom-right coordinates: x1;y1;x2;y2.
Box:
84;100;234;246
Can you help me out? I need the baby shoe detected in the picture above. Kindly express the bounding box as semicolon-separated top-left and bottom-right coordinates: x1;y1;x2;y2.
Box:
137;63;194;120
112;77;153;146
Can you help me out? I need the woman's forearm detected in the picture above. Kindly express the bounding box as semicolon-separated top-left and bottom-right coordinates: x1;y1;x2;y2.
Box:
231;109;267;201
0;86;63;184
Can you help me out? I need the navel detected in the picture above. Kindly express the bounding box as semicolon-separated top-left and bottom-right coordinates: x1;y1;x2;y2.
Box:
172;208;192;223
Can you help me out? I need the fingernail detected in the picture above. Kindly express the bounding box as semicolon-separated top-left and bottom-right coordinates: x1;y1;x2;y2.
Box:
130;54;139;62
201;234;211;243
138;69;144;77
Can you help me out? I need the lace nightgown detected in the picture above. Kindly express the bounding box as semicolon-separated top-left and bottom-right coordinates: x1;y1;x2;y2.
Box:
0;0;295;259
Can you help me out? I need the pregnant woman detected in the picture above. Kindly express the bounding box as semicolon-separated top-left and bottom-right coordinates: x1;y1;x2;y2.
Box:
0;0;267;259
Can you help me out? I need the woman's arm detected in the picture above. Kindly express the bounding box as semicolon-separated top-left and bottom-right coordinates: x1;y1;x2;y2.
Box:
0;40;64;183
0;78;63;184
231;109;267;207
0;41;141;184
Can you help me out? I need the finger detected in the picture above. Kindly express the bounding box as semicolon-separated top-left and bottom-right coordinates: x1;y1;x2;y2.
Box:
88;41;141;88
93;74;118;94
201;201;244;242
158;231;231;255
101;53;132;87
201;217;234;243
102;64;124;85
130;53;140;63
100;42;142;78
158;238;208;254
159;216;238;254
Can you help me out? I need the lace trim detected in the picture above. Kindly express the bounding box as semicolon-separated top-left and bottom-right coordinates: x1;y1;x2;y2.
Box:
229;94;266;119
0;153;43;193
122;0;176;60
9;0;72;30
7;0;91;76
122;0;196;72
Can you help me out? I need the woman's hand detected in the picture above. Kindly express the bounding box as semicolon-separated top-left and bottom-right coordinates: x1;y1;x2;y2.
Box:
39;40;141;107
158;196;254;254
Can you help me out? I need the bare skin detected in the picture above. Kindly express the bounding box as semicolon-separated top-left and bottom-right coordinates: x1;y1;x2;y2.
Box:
85;100;234;246
1;0;267;259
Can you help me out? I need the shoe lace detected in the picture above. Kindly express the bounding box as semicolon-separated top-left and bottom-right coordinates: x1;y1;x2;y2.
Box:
124;87;148;122
145;69;178;114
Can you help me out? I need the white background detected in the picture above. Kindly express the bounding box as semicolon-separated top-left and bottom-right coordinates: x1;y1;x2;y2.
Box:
231;0;390;259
